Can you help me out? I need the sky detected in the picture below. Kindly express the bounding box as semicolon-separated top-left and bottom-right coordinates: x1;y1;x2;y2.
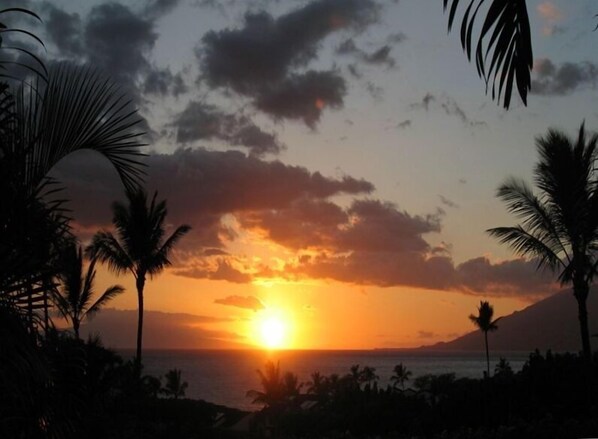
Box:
9;0;598;349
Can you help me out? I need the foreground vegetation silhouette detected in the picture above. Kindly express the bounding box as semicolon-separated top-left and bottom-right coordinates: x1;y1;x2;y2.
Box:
242;354;598;438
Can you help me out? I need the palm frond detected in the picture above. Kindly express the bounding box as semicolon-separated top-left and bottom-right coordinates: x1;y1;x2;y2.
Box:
13;63;146;193
443;0;532;109
86;284;124;318
147;224;191;277
87;231;134;277
487;225;563;272
496;177;569;261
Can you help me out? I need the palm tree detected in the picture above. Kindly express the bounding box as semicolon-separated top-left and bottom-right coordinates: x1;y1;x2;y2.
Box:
443;0;533;109
488;124;598;359
469;301;500;377
53;243;124;339
87;189;190;367
246;361;285;407
161;368;188;399
391;363;412;390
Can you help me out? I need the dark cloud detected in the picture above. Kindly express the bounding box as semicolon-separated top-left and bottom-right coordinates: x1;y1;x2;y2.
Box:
171;101;284;156
411;93;486;128
387;32;407;44
336;38;396;68
81;308;245;349
178;259;253;283
41;2;84;57
417;330;436;339
198;0;378;125
438;195;459;209
254;71;346;127
200;0;379;92
143;67;187;97
49;146;374;256
339;40;395;68
214;295;265;311
143;0;182;19
396;120;411;129
39;2;186;106
532;58;598;95
366;82;384;100
455;257;558;298
83;3;157;88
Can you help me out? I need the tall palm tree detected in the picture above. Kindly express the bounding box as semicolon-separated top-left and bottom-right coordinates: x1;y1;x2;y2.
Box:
469;301;500;377
87;189;190;366
488;124;598;359
53;243;124;339
391;363;412;390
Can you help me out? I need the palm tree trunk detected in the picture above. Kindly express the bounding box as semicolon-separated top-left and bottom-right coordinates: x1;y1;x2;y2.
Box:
484;331;490;378
135;274;146;368
574;284;592;359
74;320;80;339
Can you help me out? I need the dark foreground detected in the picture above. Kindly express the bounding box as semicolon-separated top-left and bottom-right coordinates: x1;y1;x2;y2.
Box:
3;333;598;439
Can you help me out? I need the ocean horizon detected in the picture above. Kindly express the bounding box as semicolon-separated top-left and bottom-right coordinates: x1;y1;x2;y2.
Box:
121;349;532;411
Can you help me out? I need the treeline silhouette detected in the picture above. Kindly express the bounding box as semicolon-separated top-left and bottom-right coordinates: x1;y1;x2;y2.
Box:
245;355;598;438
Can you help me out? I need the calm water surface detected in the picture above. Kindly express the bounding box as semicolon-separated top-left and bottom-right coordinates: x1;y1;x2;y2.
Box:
125;349;530;411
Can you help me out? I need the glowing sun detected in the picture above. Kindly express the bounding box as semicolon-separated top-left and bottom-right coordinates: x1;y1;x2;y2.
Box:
259;315;287;349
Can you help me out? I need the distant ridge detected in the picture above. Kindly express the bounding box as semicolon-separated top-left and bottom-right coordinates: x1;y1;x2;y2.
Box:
418;291;598;353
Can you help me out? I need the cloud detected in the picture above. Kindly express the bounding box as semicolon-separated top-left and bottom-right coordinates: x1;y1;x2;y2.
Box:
336;38;396;68
411;93;486;128
215;295;265;311
253;71;346;128
396;120;411;129
454;257;558;298
40;1;186;105
537;2;563;22
537;1;564;35
177;259;253;283
200;0;379;92
49;147;374;275
171;101;284;156
84;3;157;89
417;330;437;339
143;67;187;97
531;58;598;95
81;308;245;349
198;0;379;125
438;195;459;209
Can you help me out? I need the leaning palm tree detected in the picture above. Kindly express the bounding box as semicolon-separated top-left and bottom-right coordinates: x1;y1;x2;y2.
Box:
87;189;190;366
53;243;124;339
469;301;500;377
488;124;598;359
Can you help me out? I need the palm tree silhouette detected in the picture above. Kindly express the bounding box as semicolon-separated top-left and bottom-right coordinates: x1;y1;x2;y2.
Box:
469;301;500;377
488;124;598;359
247;361;285;407
391;363;412;390
54;243;124;339
161;368;188;399
87;189;190;366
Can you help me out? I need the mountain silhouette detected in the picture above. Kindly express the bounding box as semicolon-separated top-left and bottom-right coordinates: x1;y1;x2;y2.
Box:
421;291;598;352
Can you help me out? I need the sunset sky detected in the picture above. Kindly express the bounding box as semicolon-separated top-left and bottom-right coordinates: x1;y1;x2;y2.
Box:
16;0;598;349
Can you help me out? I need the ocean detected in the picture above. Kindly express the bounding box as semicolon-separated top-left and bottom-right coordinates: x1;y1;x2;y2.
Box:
130;349;531;411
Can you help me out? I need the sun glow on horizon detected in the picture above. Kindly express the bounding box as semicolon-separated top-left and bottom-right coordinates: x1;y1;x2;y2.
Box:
252;309;290;349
